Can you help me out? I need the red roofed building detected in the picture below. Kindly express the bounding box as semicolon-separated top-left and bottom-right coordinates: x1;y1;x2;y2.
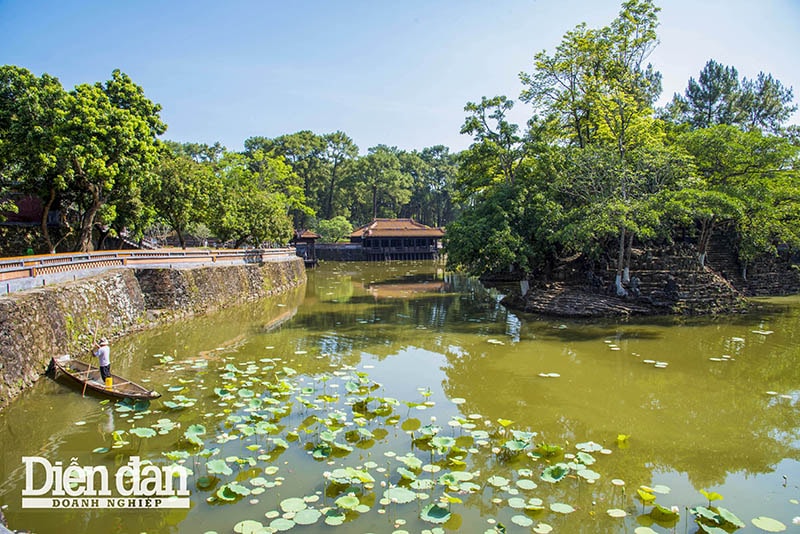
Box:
290;229;320;266
349;218;444;261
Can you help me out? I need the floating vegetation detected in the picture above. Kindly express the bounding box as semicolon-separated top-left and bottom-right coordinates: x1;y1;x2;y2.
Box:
68;343;767;534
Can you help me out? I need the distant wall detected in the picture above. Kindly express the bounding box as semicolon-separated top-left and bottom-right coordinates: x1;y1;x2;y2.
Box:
0;257;305;409
315;244;367;261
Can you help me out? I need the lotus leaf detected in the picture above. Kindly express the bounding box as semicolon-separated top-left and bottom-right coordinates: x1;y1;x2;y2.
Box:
516;479;537;490
215;484;238;501
384;487;417;504
503;439;528;452
129;427;157;438
269;517;296;531
550;502;575;514
541;464;568;483
227;482;250;496
163;450;190;461
700;489;724;502
692;506;719;522
533;524;553;533
716;507;745;528
280;497;307;513
335;494;360;510
487;475;510;487
233;519;264;534
575;441;603;452
293;509;321;526
398;467;417;480
420;503;451;524
751;516;786;532
206;459;232;476
607;508;626;518
410;479;435;490
511;515;534;527
324;509;346;526
507;497;526;509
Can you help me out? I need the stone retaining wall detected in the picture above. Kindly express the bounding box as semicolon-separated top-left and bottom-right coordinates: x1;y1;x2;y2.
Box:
0;257;305;409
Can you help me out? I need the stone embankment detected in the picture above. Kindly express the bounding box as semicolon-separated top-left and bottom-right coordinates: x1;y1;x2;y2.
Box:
502;243;798;318
0;257;305;409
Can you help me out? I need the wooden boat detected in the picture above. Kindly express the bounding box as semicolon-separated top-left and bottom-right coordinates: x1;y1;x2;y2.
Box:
48;355;161;401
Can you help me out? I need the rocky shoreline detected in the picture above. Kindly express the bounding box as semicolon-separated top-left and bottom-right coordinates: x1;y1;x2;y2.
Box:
496;243;799;318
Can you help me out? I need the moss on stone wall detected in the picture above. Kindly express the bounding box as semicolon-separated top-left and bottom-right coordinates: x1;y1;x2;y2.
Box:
0;256;305;409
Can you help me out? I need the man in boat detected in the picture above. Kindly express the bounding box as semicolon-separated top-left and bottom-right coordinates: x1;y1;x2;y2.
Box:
93;337;111;384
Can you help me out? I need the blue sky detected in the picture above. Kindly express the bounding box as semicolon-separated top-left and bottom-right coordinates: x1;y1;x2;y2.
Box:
2;0;798;154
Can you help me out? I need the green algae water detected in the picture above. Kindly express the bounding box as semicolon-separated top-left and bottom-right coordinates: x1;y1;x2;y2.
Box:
1;261;799;533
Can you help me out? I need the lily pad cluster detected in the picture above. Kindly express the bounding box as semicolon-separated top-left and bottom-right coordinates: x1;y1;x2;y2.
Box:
87;350;762;533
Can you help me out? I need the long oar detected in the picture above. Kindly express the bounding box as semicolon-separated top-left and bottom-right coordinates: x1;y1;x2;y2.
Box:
82;323;99;397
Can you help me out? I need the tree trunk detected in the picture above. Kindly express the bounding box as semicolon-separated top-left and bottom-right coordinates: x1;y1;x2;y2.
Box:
324;162;339;220
371;187;378;221
41;187;56;253
623;232;634;284
78;201;100;252
615;227;628;296
697;218;715;269
176;227;186;249
73;157;100;253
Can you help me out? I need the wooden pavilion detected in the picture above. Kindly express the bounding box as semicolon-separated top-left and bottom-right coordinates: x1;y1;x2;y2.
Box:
349;218;444;261
291;229;320;266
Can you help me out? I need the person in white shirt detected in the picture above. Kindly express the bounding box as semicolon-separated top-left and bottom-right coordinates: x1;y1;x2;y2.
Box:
93;337;111;382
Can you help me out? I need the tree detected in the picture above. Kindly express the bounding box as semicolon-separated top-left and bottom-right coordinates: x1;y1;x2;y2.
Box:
517;0;666;293
413;145;458;227
0;67;165;252
519;23;601;148
320;131;359;220
675;125;800;272
208;153;294;247
347;145;412;223
668;61;797;135
316;216;352;243
739;72;797;134
676;60;742;129
60;70;165;251
246;131;325;228
0;66;68;250
149;145;218;248
460;96;525;187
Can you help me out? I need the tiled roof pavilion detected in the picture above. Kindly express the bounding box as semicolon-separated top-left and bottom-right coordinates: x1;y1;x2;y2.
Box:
349;218;445;239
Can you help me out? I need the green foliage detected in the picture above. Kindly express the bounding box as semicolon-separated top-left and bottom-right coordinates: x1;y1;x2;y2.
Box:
316;216;352;243
0;66;165;252
148;145;218;248
668;59;797;135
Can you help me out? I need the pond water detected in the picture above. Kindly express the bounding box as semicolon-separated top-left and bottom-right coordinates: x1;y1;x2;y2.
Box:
1;261;799;534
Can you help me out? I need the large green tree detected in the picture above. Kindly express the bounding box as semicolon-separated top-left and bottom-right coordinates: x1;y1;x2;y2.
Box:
149;143;218;248
0;67;165;252
208;152;295;247
0;66;69;250
320;131;359;220
673;125;800;272
346;145;413;223
517;0;667;293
